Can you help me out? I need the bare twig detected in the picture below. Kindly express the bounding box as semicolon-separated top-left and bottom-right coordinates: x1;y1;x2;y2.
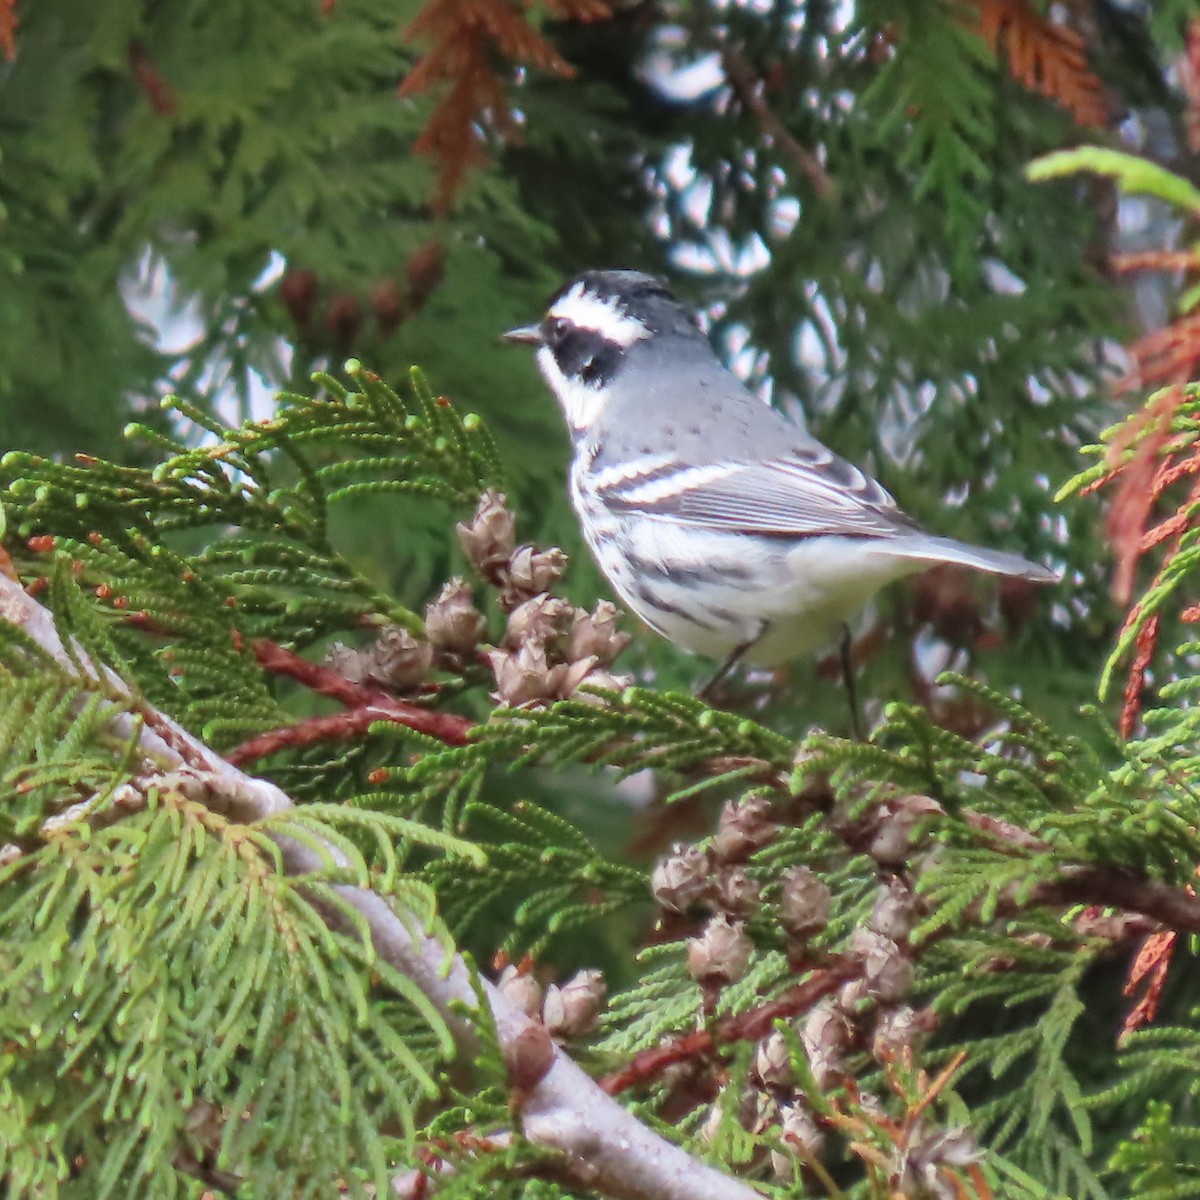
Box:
720;47;834;199
1031;866;1200;935
600;960;857;1096
251;637;475;746
960;809;1051;853
0;573;760;1200
225;708;406;765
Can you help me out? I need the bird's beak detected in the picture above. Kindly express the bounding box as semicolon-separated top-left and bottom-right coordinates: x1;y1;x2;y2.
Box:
502;324;543;346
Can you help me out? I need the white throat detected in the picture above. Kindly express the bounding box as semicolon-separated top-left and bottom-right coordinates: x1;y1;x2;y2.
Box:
536;345;609;435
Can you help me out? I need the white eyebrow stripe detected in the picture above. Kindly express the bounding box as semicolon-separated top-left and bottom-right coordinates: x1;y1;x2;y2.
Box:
548;282;651;348
610;462;741;505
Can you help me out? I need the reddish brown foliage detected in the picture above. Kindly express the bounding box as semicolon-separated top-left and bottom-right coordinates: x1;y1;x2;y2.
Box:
1085;289;1200;732
1111;250;1200;275
1121;311;1200;398
1100;387;1180;608
973;0;1106;126
278;241;446;345
1122;927;1177;1040
1084;242;1200;1038
1181;17;1200;153
129;40;178;115
400;0;609;212
1120;612;1160;738
832;1053;993;1200
1122;866;1200;1037
1099;393;1200;735
0;0;16;61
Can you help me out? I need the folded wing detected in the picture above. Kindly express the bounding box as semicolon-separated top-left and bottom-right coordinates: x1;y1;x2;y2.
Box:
594;445;921;541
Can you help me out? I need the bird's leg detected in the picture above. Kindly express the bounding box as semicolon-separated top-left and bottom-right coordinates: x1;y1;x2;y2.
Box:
840;623;864;741
697;638;755;705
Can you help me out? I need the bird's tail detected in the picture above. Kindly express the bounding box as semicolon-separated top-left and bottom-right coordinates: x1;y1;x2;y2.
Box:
885;534;1059;583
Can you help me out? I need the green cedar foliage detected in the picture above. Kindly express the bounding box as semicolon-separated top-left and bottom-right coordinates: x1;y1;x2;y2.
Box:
0;348;1198;1195
4;1;1200;1198
0;632;462;1198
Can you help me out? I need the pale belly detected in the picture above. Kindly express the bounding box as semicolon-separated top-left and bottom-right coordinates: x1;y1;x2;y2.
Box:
572;470;923;665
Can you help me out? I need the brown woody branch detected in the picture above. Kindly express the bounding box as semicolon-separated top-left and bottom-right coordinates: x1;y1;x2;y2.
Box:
235;638;474;761
953;805;1200;935
600;959;857;1096
253;637;398;706
720;48;834;199
792;769;1200;939
1031;867;1200;935
226;708;446;766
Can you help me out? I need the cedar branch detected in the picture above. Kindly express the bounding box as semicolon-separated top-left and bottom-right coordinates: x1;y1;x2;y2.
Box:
0;572;760;1200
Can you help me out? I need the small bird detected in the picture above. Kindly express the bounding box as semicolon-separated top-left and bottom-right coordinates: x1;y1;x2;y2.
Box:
504;270;1056;717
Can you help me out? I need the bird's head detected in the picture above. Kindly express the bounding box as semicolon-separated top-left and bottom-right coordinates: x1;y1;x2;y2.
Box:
504;270;698;436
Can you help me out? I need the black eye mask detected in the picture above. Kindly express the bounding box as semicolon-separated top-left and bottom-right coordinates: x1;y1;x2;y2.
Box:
549;327;626;387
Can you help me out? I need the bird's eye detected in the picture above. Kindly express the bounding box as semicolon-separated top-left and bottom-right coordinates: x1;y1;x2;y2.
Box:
544;317;569;345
